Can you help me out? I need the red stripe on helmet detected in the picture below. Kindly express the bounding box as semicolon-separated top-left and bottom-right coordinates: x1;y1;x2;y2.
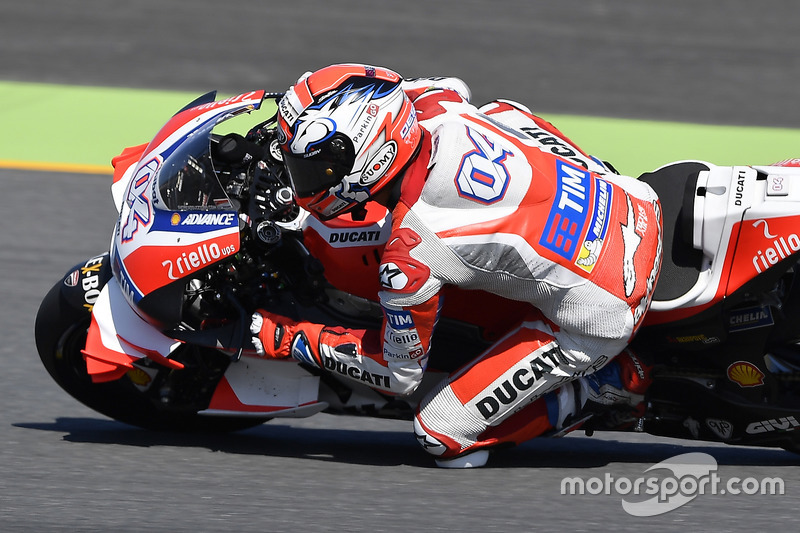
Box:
294;79;314;109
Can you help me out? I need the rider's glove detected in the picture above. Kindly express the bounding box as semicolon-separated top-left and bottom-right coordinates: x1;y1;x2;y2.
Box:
250;310;324;365
250;310;412;395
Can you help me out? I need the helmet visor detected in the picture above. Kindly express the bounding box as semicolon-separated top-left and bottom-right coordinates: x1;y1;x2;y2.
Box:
282;133;355;198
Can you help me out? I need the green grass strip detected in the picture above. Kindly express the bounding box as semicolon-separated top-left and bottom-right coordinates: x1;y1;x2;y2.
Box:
1;80;799;177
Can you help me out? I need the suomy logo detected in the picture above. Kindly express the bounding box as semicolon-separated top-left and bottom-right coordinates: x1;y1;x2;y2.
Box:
360;141;397;185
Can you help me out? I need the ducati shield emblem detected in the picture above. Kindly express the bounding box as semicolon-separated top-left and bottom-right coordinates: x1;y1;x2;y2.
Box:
64;269;80;287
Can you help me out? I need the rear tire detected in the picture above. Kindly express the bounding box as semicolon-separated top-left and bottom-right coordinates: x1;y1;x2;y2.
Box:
34;273;269;433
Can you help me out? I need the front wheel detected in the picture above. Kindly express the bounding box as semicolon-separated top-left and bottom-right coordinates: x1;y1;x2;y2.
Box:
34;268;269;433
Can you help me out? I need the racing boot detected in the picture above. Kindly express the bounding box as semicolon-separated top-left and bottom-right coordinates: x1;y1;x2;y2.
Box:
578;349;652;425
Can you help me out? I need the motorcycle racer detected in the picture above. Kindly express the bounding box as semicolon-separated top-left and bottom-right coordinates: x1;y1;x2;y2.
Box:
252;63;660;467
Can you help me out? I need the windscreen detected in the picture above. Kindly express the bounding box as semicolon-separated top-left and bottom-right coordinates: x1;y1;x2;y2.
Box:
156;124;233;211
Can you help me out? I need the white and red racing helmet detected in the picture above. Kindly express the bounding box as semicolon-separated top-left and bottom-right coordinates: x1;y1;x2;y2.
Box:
276;64;422;220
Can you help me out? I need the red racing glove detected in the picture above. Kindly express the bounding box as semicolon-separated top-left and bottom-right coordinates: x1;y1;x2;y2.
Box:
250;309;325;365
250;309;406;394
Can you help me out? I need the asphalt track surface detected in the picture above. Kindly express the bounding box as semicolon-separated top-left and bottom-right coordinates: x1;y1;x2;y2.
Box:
3;1;800;531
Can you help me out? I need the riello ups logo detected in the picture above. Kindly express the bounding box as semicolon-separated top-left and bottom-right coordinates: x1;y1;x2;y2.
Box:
751;233;800;274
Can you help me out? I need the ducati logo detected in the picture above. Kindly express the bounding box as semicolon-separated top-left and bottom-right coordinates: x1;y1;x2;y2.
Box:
379;262;408;290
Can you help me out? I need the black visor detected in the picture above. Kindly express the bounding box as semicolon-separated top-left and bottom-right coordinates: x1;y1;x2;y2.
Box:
283;133;355;198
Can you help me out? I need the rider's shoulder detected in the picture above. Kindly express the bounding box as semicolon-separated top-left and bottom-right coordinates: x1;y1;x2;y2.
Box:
402;76;472;102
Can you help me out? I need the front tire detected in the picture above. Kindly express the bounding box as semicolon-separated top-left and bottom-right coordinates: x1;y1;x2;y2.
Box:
34;269;269;433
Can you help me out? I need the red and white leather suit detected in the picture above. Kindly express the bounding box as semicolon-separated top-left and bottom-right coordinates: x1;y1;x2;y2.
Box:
253;81;662;459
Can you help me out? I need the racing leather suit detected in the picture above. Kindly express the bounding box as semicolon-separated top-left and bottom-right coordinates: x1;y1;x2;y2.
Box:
252;78;663;461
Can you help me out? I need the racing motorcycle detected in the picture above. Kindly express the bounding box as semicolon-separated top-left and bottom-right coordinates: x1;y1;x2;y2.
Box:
34;89;800;455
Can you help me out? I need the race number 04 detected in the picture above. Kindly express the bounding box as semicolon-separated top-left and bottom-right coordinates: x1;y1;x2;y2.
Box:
455;127;512;204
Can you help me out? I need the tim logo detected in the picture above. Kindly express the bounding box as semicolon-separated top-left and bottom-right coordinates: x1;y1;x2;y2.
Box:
122;157;160;242
539;160;591;261
384;308;415;329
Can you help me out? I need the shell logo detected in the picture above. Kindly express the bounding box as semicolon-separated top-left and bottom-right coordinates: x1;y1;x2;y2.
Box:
726;361;765;388
171;213;182;226
127;367;152;387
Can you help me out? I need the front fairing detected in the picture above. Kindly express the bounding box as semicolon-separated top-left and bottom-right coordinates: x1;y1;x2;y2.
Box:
111;91;265;326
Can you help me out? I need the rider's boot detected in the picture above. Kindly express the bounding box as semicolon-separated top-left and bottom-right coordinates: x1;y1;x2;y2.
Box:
578;349;652;421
